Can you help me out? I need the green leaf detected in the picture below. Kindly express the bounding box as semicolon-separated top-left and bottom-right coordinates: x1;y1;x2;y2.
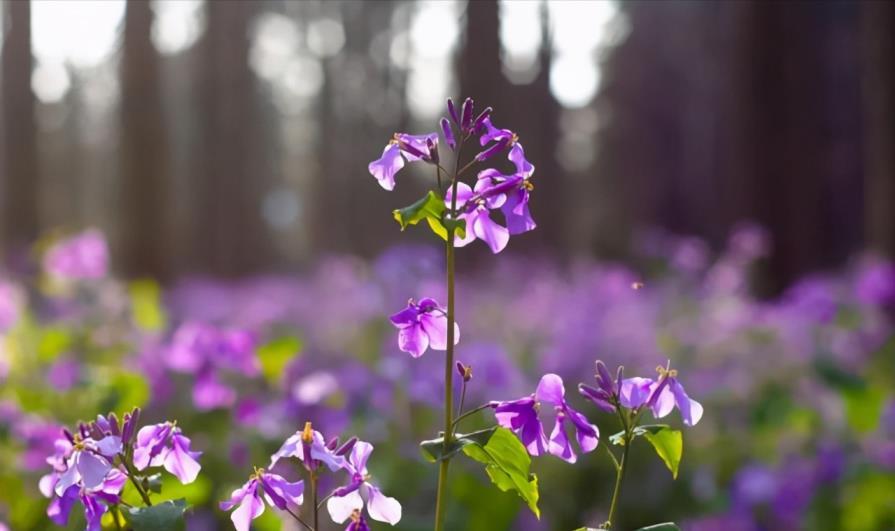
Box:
37;327;71;362
145;473;163;494
461;427;540;518
392;191;465;240
420;427;497;463
257;336;301;385
635;524;681;531
124;499;187;531
642;427;683;479
129;279;167;332
108;371;150;412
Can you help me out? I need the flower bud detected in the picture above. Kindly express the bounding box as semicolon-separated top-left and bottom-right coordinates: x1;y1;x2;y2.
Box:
472;107;492;131
447;98;460;126
327;436;340;451
426;137;439;164
456;361;472;382
440;118;456;150
461;97;474;132
335;436;358;456
108;413;120;435
475;137;510;162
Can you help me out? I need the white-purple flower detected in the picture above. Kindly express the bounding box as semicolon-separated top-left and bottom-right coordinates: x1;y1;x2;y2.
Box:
389;297;459;358
132;422;202;484
326;441;402;526
492;374;599;463
220;469;304;531
270;422;346;472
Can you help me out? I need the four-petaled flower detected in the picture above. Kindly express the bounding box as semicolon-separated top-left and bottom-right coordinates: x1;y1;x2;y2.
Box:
133;422;202;484
270;421;346;472
492;374;599;463
327;440;402;526
389;297;459;358
220;468;304;531
619;364;704;427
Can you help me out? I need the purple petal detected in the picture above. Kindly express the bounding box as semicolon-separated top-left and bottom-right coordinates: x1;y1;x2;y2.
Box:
419;313;458;351
54;463;80;497
445;182;474;210
220;479;255;511
619;377;654;409
81;491;107;531
94;435;122;457
260;473;304;510
670;379;704;426
269;432;301;467
349;441;374;476
508;143;534;177
547;413;577;463
77;451;112;490
535;373;566;405
368;144;405;191
389;303;419;327
519;415;549;456
579;384;616;413
364;484;402;525
649;381;676;419
440;118;456;150
502;189;536;235
327;489;364;523
163;433;202;484
471;209;510;254
47;485;78;525
398;323;429;358
230;482;265;531
565;406;599;453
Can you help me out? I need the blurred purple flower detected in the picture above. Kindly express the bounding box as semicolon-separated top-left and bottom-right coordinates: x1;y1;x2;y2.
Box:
43;229;109;281
855;258;895;307
47;359;80;391
389;297;459;358
0;280;21;332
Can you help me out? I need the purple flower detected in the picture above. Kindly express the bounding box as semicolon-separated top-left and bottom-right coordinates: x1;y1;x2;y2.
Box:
220;469;304;531
326;441;402;526
0;280;21;333
477;116;514;147
492;374;599;463
477;143;536;235
447;182;510;254
368;132;439;191
270;422;346;472
618;365;704;427
579;360;623;413
133;422;202;484
389;297;459;358
42;229;109;281
46;470;127;531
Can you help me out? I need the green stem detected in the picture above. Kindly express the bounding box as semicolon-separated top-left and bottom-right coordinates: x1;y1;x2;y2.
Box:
113;505;124;531
119;456;152;506
285;507;315;531
606;435;629;528
434;135;465;531
455;378;468;420
311;471;319;531
451;403;491;431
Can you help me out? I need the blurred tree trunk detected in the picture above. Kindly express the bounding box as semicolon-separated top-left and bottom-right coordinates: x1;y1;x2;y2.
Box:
192;0;273;276
862;0;895;256
120;0;170;279
1;0;39;252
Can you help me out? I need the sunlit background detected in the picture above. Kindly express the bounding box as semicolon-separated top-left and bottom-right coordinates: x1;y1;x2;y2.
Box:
2;1;895;530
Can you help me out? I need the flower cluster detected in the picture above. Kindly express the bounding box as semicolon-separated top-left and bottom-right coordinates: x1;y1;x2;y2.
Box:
42;228;109;281
221;422;401;531
579;360;704;427
40;409;200;530
369;97;536;254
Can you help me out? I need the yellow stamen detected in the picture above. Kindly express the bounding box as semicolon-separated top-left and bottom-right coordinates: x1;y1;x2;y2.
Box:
301;422;313;444
523;181;534;191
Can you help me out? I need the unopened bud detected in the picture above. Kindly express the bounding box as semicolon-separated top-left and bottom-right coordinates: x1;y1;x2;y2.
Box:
426;137;439;164
447;98;460;126
326;437;339;451
472;107;492;131
336;437;358;456
456;361;472;382
460;97;475;131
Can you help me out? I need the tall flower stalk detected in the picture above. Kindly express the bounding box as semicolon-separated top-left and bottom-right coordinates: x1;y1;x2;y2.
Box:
373;97;538;530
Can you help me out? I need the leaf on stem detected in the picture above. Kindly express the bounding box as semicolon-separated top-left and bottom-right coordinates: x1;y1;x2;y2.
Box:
608;424;669;446
392;191;466;240
124;499;188;531
642;427;683;479
420;427;497;463
461;427;540;519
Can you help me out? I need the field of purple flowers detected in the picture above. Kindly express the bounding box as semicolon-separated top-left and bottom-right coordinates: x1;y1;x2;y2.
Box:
0;92;892;531
1;221;893;530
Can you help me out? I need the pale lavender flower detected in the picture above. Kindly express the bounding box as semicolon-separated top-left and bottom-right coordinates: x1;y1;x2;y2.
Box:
618;364;704;427
220;469;304;531
447;182;510;254
389;297;459;358
327;441;402;526
43;229;109;281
